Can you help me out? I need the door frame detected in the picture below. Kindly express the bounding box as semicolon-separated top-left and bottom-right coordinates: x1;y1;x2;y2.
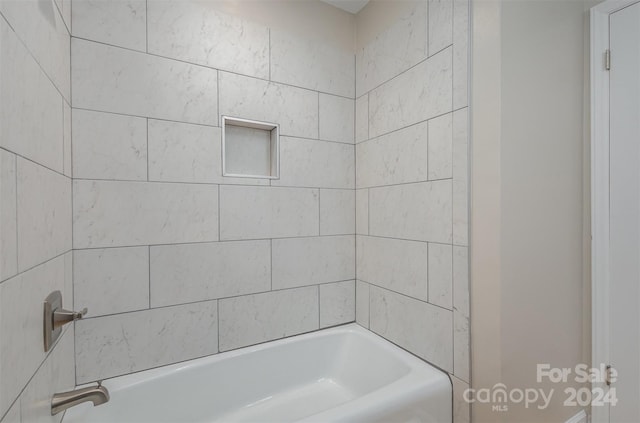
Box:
591;1;639;422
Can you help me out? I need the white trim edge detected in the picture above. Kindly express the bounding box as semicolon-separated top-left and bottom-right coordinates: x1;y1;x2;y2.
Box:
565;409;588;423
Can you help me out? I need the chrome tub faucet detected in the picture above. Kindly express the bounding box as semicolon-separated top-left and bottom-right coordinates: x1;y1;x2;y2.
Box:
51;382;110;415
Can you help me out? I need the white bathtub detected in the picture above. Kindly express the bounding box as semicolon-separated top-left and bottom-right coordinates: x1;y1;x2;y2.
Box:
63;324;451;423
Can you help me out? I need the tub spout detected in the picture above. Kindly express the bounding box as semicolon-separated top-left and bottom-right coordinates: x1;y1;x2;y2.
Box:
51;382;110;415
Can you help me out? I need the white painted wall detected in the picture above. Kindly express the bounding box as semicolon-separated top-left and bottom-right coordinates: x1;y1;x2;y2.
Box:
471;0;597;421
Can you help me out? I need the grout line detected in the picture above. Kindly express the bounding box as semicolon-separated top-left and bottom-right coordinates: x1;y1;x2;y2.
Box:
145;0;148;53
146;118;149;181
71;234;358;253
0;146;68;181
270;239;273;291
148;246;151;309
362;278;453;313
71;36;355;100
72;106;220;129
80;279;356;321
13;153;18;278
1;249;70;285
318;285;321;327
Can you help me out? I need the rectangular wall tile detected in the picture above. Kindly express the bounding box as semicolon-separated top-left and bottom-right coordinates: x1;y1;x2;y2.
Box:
73;180;218;248
428;113;453;180
219;72;318;139
75;301;218;383
355;94;368;143
72;39;218;125
320;280;355;328
219;286;319;351
355;280;370;328
272;236;355;290
72;109;147;181
150;240;271;307
0;19;64;173
428;0;453;56
270;29;354;97
0;0;70;100
453;108;469;245
369;47;452;138
74;247;149;318
0;256;68;417
319;94;355;144
147;1;269;79
369;180;452;243
453;0;469;109
428;243;453;309
355;189;368;235
369;286;453;371
273;137;355;189
320;189;355;235
17;159;71;272
356;236;428;301
0;150;17;282
219;186;318;240
72;0;146;52
356;120;428;188
20;326;75;423
355;2;427;96
148;120;218;184
453;377;471;423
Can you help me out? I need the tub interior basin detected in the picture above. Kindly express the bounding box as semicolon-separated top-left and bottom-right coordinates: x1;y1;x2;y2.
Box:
63;324;449;423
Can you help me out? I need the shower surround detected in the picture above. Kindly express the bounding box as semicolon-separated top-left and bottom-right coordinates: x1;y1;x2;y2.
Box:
0;1;469;422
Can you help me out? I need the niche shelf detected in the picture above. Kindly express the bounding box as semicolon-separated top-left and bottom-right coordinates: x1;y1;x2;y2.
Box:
222;116;280;179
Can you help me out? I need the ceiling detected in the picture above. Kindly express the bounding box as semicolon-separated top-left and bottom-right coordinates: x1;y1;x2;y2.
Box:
320;0;369;14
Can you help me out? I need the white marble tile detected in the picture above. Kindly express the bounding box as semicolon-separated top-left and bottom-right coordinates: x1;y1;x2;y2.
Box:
453;0;469;110
63;101;71;177
320;280;355;328
72;39;218;126
270;29;354;98
453;246;469;382
369;47;452;138
428;0;453;56
1;399;19;423
72;109;147;181
454;309;469;383
356;120;428;188
17;159;71;272
453;246;469;317
428;243;452;309
150;240;271;307
272;137;354;189
319;94;354;144
0;150;17;282
0;255;67;417
218;286;319;351
219;186;318;240
428;113;453;180
74;247;149;317
0;18;64;173
148;119;218;184
219;72;318;139
73;180;218;248
55;0;72;33
147;1;269;79
355;1;427;97
452;377;471;423
72;0;146;52
272;236;355;290
369;180;452;243
355;94;368;143
369;286;453;371
453;108;469;245
75;301;218;383
355;280;370;328
0;0;70;100
320;189;355;236
356;235;428;301
355;189;368;235
20;327;74;423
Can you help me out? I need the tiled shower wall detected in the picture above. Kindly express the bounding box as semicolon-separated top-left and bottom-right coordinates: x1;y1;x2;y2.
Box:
354;1;470;422
0;1;75;422
70;0;356;384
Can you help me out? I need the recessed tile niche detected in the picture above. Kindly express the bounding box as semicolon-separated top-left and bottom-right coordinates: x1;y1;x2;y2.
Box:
222;116;280;179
